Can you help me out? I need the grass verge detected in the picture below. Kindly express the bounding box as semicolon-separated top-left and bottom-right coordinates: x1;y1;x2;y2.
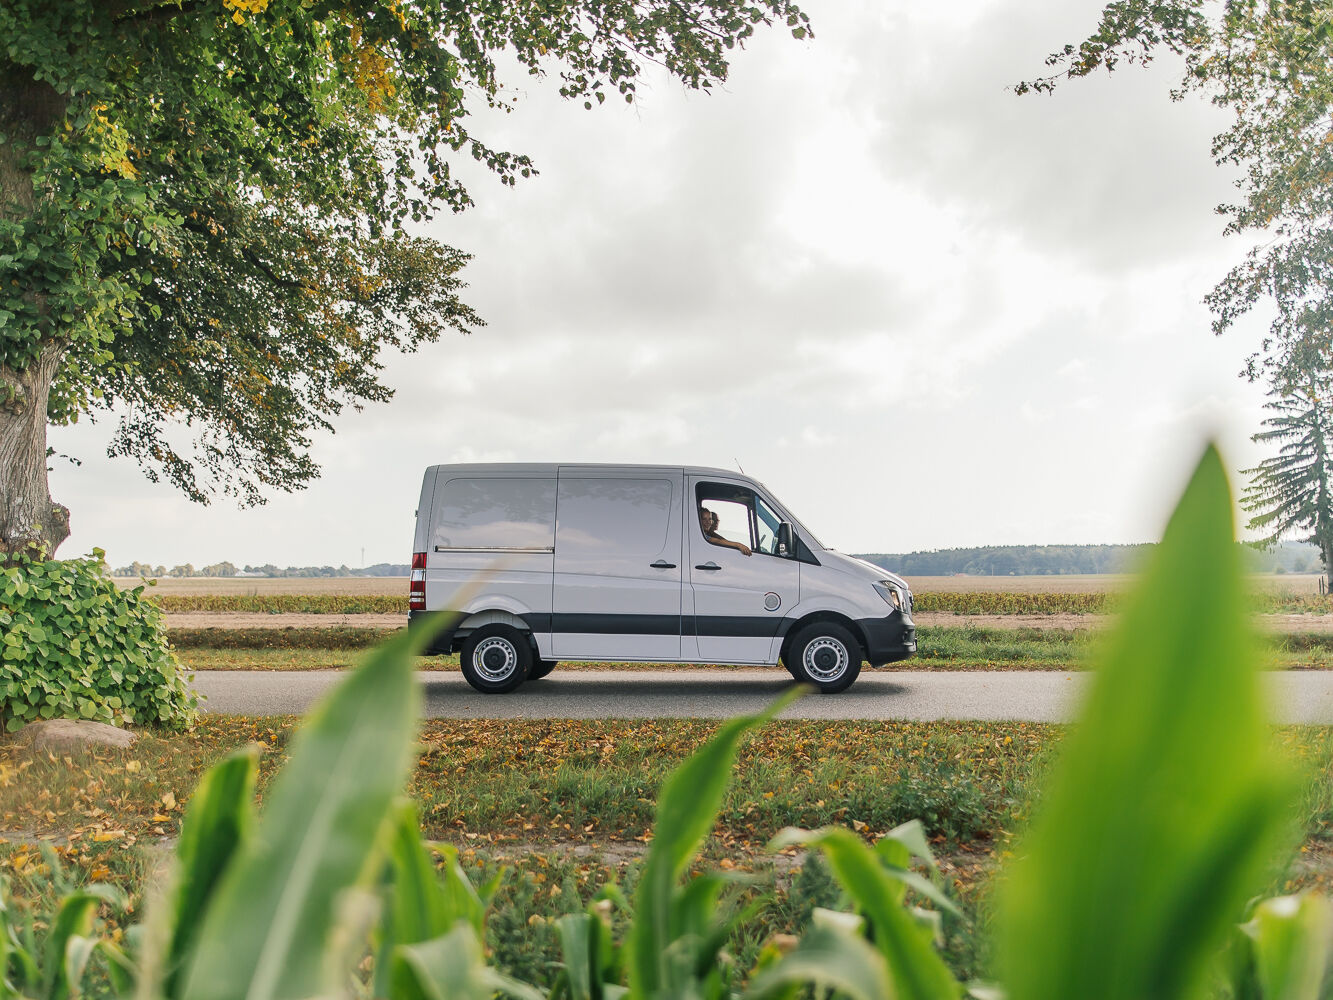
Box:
3;716;1332;984
169;625;1333;671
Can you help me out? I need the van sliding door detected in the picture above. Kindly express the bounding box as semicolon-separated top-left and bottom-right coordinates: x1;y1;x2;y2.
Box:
552;470;684;661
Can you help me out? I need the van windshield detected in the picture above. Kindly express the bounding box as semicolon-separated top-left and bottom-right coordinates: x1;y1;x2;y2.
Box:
754;495;782;555
760;491;822;549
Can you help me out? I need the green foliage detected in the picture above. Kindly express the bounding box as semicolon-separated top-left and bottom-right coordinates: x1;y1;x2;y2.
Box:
996;445;1302;1000
0;0;810;510
1019;1;1333;387
153;593;405;614
0;551;195;732
912;592;1113;614
167;626;386;649
860;543;1154;576
625;688;799;1000
1242;379;1333;585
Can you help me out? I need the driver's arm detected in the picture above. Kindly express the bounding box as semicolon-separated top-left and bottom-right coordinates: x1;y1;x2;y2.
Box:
708;534;752;556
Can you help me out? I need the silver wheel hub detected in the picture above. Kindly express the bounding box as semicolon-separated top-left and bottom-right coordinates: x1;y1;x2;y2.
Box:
473;637;518;682
803;637;848;682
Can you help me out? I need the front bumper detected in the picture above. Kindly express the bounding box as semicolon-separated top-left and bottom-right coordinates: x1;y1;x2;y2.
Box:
856;611;917;666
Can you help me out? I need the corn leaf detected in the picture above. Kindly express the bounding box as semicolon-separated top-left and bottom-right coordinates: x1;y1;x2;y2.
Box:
162;744;259;998
180;619;438;1000
557;914;596;1000
627;686;802;1000
744;920;892;1000
995;445;1301;1000
769;826;959;1000
392;923;545;1000
40;890;110;1000
1239;894;1332;1000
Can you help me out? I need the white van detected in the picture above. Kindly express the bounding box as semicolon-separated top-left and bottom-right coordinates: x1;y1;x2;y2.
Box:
408;464;916;694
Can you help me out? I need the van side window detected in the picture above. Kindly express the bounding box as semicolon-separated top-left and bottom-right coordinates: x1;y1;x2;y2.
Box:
431;477;556;550
694;482;791;558
556;478;674;555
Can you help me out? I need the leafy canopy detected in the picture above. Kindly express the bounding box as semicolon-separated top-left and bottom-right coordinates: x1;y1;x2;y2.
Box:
1018;0;1333;385
0;0;809;503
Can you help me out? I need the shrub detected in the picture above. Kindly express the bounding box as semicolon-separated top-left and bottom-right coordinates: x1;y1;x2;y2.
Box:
0;551;197;732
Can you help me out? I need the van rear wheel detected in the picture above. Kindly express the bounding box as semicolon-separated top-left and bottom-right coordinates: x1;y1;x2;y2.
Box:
530;660;557;680
787;623;862;694
460;625;531;694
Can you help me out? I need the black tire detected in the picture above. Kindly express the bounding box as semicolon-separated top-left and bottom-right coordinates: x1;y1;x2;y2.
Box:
459;625;532;694
529;659;557;681
786;622;863;694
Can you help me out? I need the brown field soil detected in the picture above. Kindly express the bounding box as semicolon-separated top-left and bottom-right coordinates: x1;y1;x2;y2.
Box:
123;572;1326;596
163;610;1333;634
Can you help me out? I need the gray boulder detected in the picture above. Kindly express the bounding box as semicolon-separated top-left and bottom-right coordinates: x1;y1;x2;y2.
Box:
20;719;137;754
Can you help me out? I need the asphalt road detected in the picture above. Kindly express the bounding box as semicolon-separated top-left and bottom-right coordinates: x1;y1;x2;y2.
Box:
189;669;1333;723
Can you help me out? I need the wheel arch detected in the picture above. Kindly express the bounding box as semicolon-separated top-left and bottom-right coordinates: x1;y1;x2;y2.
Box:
450;609;535;654
780;610;866;664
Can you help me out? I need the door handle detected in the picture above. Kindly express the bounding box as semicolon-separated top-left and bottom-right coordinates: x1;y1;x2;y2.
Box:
695;562;721;571
650;560;677;569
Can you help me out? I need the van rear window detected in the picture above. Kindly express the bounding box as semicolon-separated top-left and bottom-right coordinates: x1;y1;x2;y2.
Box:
431;477;556;550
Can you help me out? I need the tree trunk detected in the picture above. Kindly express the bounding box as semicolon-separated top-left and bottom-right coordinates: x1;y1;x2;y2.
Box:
1323;536;1333;597
0;65;70;558
0;343;69;557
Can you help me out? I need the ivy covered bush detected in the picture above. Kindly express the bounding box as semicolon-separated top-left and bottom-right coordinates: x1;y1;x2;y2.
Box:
0;550;195;733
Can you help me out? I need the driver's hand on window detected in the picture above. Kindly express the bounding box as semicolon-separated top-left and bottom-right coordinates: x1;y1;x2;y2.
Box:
740;543;752;556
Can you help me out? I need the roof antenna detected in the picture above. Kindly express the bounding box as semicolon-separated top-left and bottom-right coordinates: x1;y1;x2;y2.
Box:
735;458;746;475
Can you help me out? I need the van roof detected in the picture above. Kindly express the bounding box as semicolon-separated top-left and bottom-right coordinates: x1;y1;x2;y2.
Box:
424;463;748;478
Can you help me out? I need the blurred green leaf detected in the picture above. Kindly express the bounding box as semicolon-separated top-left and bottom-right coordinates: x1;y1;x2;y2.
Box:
180;620;433;1000
745;918;892;1000
162;745;259;998
996;445;1301;1000
392;922;544;1000
1238;894;1332;1000
41;887;119;1000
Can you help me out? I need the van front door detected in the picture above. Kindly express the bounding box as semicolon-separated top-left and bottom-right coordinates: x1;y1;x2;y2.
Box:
688;478;799;664
552;469;684;660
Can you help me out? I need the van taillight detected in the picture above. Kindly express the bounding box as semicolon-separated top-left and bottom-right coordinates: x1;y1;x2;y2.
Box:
409;552;426;611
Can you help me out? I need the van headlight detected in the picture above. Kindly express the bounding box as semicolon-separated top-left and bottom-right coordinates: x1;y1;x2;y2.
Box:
873;581;906;612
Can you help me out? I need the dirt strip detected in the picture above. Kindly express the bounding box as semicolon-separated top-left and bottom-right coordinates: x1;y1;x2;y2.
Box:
164;611;1333;634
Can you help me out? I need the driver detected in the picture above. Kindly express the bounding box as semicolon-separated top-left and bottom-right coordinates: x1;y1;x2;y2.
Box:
698;506;752;556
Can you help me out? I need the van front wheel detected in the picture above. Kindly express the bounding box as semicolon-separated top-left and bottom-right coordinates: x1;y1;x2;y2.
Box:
460;625;531;693
787;623;862;694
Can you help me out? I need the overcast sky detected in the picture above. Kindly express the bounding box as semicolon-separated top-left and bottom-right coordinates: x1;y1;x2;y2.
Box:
49;0;1277;569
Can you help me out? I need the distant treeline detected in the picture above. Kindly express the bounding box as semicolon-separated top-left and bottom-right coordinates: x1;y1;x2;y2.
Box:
112;543;1321;579
856;541;1322;576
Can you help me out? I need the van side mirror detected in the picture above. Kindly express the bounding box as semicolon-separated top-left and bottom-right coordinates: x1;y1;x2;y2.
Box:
777;521;794;557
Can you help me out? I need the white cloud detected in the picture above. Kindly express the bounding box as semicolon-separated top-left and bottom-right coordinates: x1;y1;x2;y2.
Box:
47;0;1280;566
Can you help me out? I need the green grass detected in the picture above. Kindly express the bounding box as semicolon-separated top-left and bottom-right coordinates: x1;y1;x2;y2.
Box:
4;716;1333;989
170;626;1333;672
